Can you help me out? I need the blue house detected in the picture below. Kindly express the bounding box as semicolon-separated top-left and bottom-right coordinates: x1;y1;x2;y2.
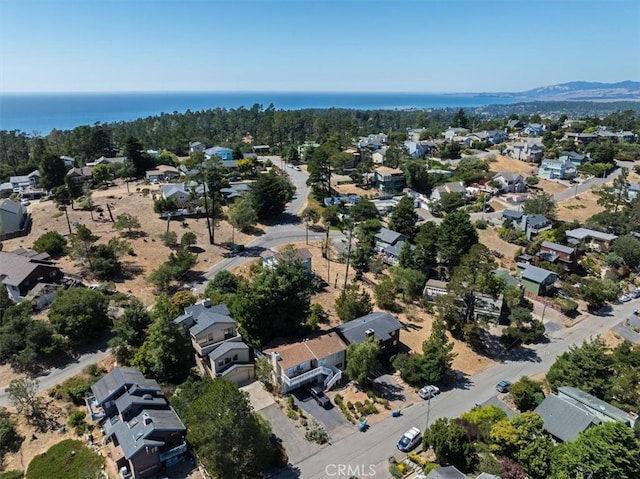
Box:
524;123;546;136
403;141;425;158
539;158;576;180
204;146;233;161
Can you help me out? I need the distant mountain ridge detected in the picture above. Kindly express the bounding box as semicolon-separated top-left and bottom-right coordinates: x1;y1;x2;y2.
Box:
517;81;640;101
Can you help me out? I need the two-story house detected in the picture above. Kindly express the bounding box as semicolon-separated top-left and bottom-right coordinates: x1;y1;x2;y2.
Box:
0;248;62;302
374;166;405;192
565;228;618;252
558;150;589;166
537;241;578;268
507;139;545;162
516;262;557;296
518;214;552;240
189;141;206;154
89;368;187;479
174;300;254;385
403;141;425;158
523;123;546;136
204;146;233;161
145;165;182;182
430;181;467;203
538;158;577;180
263;332;347;394
374;228;405;254
491;172;526;193
66;166;94;188
9;170;41;193
336;312;403;362
443;127;469;141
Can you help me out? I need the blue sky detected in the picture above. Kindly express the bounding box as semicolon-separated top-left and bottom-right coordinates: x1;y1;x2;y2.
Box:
1;0;639;93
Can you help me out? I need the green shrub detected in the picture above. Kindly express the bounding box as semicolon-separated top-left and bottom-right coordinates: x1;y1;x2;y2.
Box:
67;410;86;428
0;471;24;479
304;419;329;444
53;376;94;406
26;439;104;479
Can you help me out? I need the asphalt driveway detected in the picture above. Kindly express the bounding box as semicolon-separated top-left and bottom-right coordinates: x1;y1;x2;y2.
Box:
291;388;353;442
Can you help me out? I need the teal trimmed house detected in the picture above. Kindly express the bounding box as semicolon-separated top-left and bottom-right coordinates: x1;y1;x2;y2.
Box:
516;262;557;296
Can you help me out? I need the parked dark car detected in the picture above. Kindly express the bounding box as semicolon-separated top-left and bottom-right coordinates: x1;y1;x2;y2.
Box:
496;380;512;393
308;385;331;408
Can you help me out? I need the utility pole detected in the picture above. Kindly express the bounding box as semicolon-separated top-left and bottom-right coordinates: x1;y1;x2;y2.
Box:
201;162;214;245
63;206;72;235
343;224;354;291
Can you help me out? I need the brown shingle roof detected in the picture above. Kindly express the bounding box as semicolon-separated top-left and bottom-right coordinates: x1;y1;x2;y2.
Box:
264;332;347;371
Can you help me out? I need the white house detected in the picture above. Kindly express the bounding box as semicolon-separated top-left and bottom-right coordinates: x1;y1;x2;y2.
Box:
9;170;41;193
161;183;190;204
492;172;526;193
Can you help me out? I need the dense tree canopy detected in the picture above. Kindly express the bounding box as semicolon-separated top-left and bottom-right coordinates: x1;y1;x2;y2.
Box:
48;288;109;344
437;210;478;267
248;170;294;220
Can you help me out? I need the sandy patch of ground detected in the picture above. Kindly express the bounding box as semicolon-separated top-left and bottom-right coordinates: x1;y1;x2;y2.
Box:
556;190;604;223
2;180;255;307
477;228;520;270
536;179;568;195
487;155;539;177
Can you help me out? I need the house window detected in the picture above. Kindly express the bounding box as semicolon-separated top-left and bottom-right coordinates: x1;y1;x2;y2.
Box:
224;327;234;339
207;333;215;343
218;361;224;368
225;357;231;364
232;354;238;361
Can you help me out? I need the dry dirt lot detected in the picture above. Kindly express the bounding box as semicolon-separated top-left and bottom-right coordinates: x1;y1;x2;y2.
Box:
556;190;604;223
2;180;253;306
487;154;538;177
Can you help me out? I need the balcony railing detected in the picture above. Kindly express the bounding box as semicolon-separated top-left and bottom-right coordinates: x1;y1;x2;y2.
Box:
159;440;188;462
282;366;333;388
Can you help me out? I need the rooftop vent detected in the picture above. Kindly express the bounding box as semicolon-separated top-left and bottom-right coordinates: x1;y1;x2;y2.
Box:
142;394;153;400
142;412;152;426
365;328;375;339
203;298;211;308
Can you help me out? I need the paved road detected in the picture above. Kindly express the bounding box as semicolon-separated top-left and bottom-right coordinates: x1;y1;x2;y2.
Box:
0;345;111;406
275;298;640;479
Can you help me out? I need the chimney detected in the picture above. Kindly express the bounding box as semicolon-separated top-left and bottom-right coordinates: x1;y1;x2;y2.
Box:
142;412;152;426
202;298;211;308
365;328;375;340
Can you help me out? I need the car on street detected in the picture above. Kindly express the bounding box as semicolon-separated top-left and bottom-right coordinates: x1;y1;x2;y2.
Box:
20;199;31;206
418;385;440;399
619;294;632;303
308;384;331;408
231;244;245;256
397;427;422;452
632;289;640;299
293;165;301;171
496;380;512;393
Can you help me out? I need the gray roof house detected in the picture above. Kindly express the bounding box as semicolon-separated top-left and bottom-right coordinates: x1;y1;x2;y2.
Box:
174;300;254;385
502;209;523;222
518;214;552;239
426;466;468;479
534;393;601;442
492;172;525;193
557;386;636;427
566;228;618;252
517;262;557;296
91;367;161;416
0;249;62;303
0;199;28;239
336;311;402;360
430;181;467;202
374;227;405;252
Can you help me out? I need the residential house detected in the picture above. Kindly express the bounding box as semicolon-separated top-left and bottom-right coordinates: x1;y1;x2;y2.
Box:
558;150;589;166
0;249;62;302
189;141;205;154
297;141;320;159
628;183;640;200
0;199;28;239
507;139;545;162
565;227;618;252
535;386;637;442
251;145;270;155
507;119;524;130
565;132;598;145
0;183;13;198
174;301;254;385
516;262;557;296
204;146;233;161
470;130;508;145
87;156;126;167
538;158;577;180
443;127;469;141
430;181;467;202
145;165;182;182
161;183;190;205
616;130;636;143
371;147;387;165
263;332;347;394
425;466;468;479
357;133;388;150
380;239;413;265
403;141;425;158
406;128;425;142
89;367;187;479
423;278;504;321
537;241;578;267
557;386;636;427
219;183;251;202
336;311;402;361
60;155;75;167
518;214;552;240
9;170;41;193
374;166;405;192
491;172;526;193
66;166;93;188
374;228;405;253
501;209;523;223
534;393;601;442
523;123;546;136
261;247;313;273
423;278;448;299
420;140;438;157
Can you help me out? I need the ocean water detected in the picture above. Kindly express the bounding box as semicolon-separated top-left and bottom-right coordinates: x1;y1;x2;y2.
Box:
0;91;521;134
